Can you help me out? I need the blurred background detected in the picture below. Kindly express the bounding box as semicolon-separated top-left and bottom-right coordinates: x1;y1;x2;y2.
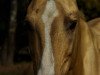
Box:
0;0;99;74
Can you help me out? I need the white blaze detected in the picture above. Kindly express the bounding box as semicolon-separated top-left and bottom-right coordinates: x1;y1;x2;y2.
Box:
38;0;58;75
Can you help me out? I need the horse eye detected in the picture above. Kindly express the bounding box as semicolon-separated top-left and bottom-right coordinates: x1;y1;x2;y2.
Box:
67;20;77;30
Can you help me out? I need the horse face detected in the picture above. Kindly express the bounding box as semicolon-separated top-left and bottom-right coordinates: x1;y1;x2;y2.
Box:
39;0;78;74
27;0;79;75
50;15;77;75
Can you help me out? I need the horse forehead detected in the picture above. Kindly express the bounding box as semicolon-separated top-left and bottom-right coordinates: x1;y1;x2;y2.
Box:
42;0;58;23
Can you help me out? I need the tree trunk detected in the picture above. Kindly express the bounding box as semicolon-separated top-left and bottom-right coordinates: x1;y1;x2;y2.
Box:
7;0;17;65
1;38;8;65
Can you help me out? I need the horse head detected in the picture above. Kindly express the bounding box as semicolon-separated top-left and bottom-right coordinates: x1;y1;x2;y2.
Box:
26;0;100;75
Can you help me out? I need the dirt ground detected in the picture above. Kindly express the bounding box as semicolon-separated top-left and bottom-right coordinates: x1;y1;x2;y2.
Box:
0;62;34;75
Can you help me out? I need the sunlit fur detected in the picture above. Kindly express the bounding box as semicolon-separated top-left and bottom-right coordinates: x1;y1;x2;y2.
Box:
27;0;100;75
67;18;100;75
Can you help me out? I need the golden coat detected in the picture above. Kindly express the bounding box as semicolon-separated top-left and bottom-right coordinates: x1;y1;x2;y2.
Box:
26;0;100;75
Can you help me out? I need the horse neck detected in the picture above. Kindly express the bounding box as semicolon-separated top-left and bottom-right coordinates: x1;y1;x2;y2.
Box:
72;18;98;75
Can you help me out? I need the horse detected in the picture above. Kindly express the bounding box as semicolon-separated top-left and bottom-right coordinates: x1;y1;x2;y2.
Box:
26;0;100;75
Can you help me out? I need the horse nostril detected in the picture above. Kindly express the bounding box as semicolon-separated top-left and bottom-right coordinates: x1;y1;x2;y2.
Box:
68;20;77;30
